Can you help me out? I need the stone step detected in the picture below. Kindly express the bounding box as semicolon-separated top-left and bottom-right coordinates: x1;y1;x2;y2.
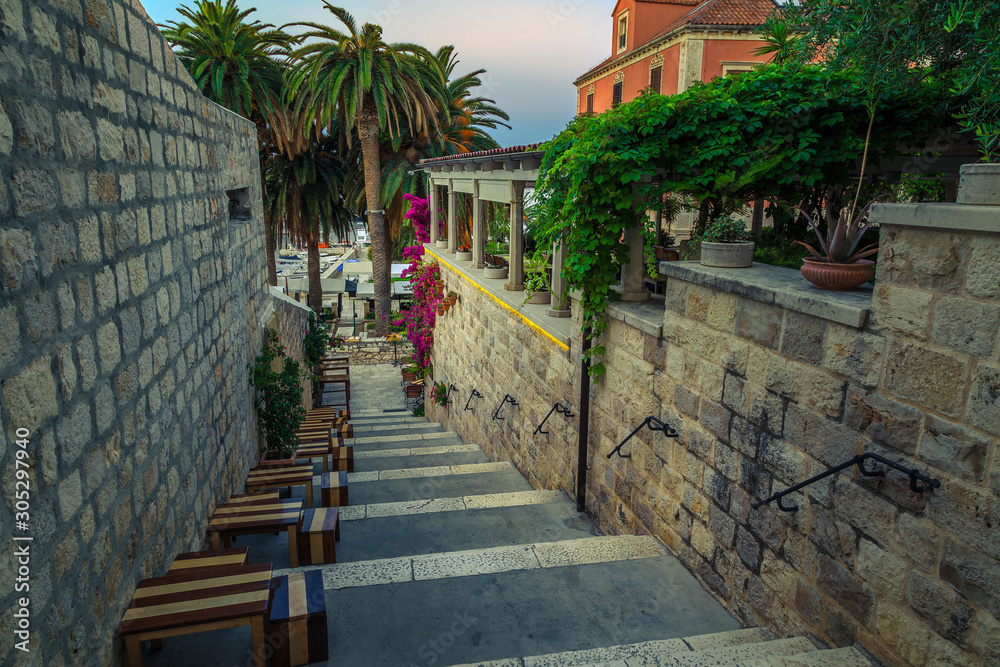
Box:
743;647;872;667
351;415;427;426
348;422;445;437
338;489;568;521
355;447;491;471
347;431;461;448
344;468;532;505
328;501;601;562
449;628;776;667
670;637;817;666
317;554;742;666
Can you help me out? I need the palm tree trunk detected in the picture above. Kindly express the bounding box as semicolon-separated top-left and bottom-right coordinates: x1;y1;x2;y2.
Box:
307;221;322;312
359;99;390;336
264;208;278;286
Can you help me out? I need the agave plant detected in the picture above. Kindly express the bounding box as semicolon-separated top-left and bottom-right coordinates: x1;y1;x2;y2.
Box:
796;202;880;264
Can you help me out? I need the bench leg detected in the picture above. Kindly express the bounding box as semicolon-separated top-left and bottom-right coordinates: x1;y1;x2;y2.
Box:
250;615;266;667
306;480;313;509
288;525;299;568
125;635;144;667
149;638;164;651
209;532;221;550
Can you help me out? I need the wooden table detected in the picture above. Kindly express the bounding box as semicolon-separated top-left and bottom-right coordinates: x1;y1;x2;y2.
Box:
118;562;273;667
245;463;315;508
208;498;303;567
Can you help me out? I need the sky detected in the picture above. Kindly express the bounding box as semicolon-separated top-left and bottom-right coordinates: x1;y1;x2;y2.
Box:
141;0;615;147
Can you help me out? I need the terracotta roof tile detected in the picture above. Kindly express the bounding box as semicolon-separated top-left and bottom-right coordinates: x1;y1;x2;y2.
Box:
418;144;543;165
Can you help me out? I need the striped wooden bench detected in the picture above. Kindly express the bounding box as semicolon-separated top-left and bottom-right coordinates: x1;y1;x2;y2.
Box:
168;547;249;574
321;471;348;507
297;507;340;565
208;498;303;568
332;446;354;473
267;571;328;667
294;441;334;473
245;463;314;508
226;491;280;504
119;563;273;667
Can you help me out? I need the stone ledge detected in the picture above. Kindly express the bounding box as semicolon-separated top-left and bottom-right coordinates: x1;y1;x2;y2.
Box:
871;202;1000;234
658;261;872;328
607;301;664;338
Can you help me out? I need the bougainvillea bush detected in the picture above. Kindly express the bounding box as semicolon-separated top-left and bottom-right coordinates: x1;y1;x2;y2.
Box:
400;195;440;375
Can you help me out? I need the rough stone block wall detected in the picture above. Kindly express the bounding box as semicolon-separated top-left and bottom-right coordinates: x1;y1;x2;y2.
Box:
426;272;581;495
340;338;414;366
0;0;269;663
270;288;314;414
427;214;1000;667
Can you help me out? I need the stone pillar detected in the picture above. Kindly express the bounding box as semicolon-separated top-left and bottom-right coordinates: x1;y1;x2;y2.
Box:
447;181;458;253
506;181;525;291
620;224;649;302
429;183;439;245
546;229;571;317
472;182;485;269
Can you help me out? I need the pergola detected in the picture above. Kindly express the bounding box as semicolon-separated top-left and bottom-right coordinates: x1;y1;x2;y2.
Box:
419;145;653;318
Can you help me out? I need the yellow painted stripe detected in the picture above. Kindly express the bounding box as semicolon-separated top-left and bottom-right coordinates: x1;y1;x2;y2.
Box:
287;573;308;618
168;554;246;572
425;247;570;351
134;570;271;599
123;589;268;621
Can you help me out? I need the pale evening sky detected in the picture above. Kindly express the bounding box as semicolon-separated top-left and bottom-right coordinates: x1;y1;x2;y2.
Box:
141;0;614;147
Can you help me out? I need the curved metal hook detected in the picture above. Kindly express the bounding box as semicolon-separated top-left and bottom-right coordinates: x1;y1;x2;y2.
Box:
776;495;799;513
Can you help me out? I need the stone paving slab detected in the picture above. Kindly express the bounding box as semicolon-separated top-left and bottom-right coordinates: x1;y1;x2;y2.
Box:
339;489;567;521
275;535;668;587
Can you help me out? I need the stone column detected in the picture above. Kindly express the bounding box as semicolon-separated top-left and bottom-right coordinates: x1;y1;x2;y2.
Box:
620;224;649;301
506;181;525;291
447;181;458;254
472;182;485;269
546;229;571;318
429;183;439;245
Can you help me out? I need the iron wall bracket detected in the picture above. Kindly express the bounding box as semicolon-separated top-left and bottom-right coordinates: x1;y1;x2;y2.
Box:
534;402;574;435
752;452;941;512
606;416;678;459
464;389;483;412
493;394;519;421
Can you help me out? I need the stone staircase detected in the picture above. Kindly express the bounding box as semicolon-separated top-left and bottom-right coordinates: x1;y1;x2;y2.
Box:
277;364;875;667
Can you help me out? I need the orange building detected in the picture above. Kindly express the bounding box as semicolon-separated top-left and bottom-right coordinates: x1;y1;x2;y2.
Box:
575;0;780;114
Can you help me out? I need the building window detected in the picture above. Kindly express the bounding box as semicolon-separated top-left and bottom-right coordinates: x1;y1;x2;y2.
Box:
612;82;623;108
586;93;594;114
617;16;628;52
721;61;758;78
649;66;662;94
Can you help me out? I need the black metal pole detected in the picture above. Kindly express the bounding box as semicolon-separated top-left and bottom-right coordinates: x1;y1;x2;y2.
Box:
576;326;592;513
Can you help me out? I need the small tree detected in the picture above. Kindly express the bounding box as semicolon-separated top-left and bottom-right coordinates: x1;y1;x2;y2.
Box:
248;329;306;459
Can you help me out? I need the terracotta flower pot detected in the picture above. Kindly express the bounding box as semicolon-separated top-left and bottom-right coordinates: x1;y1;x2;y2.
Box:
665;248;680;261
800;258;875;291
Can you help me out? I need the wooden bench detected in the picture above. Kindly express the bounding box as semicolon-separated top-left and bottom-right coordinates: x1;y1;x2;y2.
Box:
321;471;349;507
297;507;340;565
167;547;249;574
294;441;334;473
267;571;328;667
332;446;354;473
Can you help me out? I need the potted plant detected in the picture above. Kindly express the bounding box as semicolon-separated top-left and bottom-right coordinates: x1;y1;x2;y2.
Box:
484;256;508;280
248;329;306;464
436;303;447;316
445;290;458;306
700;217;754;268
523;273;550;305
796;203;878;291
431;381;449;407
456;244;472;261
663;235;679;261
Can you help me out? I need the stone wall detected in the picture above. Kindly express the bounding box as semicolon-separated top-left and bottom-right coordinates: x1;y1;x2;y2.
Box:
426;274;582;495
0;0;269;663
270;287;314;413
340;337;415;366
427;202;1000;667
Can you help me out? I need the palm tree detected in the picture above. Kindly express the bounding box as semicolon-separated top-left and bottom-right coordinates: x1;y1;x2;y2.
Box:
265;122;352;311
161;0;293;286
287;4;444;334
